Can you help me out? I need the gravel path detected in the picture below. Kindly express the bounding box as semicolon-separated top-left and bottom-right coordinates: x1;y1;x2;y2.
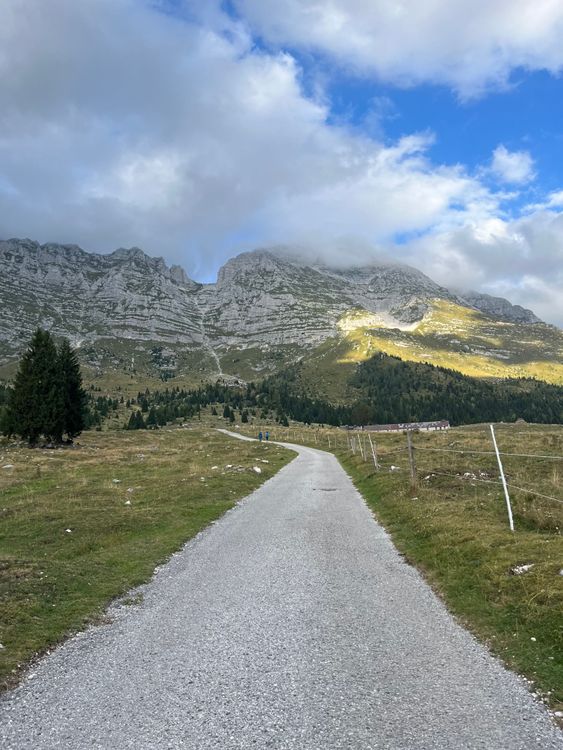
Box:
1;435;561;749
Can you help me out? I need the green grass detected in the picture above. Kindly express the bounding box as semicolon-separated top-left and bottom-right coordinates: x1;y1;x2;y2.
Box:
232;420;563;716
0;427;294;690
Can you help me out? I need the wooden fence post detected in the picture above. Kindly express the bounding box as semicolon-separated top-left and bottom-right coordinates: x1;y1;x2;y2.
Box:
406;430;417;492
358;433;365;460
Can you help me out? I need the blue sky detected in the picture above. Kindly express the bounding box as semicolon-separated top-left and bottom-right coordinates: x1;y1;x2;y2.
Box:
1;0;563;323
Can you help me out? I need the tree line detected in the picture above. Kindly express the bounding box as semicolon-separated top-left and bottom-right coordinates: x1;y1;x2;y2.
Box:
348;352;563;426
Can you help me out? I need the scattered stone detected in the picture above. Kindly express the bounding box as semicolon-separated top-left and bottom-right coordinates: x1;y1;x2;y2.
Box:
65;528;72;533
530;637;537;642
112;479;121;484
211;466;219;470
2;464;14;470
390;465;401;472
124;500;131;506
126;487;134;493
554;711;563;718
253;466;262;474
510;563;534;575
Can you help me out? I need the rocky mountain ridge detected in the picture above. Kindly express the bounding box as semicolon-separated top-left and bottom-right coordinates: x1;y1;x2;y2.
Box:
0;238;556;384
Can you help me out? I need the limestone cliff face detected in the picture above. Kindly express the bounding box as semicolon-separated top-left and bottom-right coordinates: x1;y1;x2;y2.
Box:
0;239;203;357
0;238;544;376
458;291;540;324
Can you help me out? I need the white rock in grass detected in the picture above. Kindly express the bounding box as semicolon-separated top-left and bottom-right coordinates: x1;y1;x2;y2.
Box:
0;643;4;649
510;563;534;575
211;466;219;470
127;487;134;493
2;464;14;470
112;479;121;484
253;466;262;474
65;528;72;533
124;500;131;506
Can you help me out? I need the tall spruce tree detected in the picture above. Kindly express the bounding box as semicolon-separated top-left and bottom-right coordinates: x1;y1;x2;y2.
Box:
6;329;62;444
58;338;87;440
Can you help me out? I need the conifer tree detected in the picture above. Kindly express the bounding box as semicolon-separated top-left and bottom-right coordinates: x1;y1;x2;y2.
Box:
58;338;87;440
6;329;62;444
146;407;158;429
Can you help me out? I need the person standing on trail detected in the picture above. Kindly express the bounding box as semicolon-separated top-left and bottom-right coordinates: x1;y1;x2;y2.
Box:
265;431;269;441
258;431;263;442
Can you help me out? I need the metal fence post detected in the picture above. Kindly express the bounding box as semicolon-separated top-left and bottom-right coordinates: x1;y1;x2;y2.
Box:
490;424;515;532
368;433;378;469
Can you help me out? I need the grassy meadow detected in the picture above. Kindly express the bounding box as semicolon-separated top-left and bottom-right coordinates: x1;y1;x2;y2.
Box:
231;419;563;716
0;426;293;690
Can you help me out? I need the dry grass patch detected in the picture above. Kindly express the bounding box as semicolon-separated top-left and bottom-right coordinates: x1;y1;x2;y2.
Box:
0;427;293;690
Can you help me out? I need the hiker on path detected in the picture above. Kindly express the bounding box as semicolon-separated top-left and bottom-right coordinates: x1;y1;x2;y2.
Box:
265;431;269;441
258;431;263;442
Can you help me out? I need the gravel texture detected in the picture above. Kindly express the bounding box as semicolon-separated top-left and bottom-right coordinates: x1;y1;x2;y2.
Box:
1;435;561;749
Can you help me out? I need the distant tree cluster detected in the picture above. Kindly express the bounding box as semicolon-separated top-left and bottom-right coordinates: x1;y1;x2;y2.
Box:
2;329;87;444
349;353;563;426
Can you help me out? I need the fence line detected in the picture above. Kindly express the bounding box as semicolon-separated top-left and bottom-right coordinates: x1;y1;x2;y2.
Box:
414;446;563;461
330;427;563;514
394;467;563;506
504;484;563;506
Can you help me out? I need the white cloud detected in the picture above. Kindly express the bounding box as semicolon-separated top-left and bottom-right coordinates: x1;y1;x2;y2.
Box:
403;208;563;325
234;0;563;97
525;189;563;212
490;145;535;184
0;0;499;276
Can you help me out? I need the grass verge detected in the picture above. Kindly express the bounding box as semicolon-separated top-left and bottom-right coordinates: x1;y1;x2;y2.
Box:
0;427;293;690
